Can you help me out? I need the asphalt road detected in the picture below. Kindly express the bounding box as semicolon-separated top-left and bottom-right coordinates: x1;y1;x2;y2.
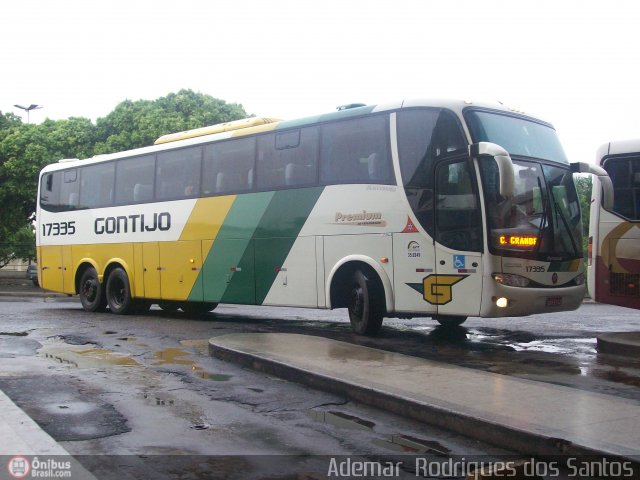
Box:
0;287;639;478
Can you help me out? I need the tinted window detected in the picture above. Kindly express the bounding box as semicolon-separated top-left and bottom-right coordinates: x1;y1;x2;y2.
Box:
257;128;319;189
60;169;80;209
80;162;115;208
40;172;61;210
604;155;640;220
435;159;482;252
397;109;466;237
156;147;202;200
466;110;568;163
115;155;155;204
203;138;255;195
320;115;393;185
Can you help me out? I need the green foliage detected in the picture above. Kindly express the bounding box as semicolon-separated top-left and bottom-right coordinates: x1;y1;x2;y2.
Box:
94;89;247;153
574;174;593;262
0;89;248;264
0;225;35;267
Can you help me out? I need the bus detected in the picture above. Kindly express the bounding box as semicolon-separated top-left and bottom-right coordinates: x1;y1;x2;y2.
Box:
588;139;640;309
36;99;610;336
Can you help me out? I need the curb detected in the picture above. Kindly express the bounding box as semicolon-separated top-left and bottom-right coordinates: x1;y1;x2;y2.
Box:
209;336;639;464
597;332;640;358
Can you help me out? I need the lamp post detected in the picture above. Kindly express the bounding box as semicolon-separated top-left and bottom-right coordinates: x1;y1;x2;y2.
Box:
14;104;43;123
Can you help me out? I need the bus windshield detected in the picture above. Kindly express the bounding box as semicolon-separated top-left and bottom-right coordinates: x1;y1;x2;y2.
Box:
479;158;582;261
466;110;568;164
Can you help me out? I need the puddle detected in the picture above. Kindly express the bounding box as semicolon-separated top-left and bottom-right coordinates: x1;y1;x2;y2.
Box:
153;347;231;381
152;348;194;366
308;410;375;431
372;434;450;454
507;338;596;355
43;347;138;368
117;337;138;342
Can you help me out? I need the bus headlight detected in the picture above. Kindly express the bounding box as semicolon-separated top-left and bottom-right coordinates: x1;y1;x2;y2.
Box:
492;273;531;287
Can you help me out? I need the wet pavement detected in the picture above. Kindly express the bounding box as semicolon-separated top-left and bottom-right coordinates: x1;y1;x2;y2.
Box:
0;290;639;477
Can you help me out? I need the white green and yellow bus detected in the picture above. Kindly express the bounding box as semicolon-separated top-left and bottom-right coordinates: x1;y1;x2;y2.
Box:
36;99;606;335
588;139;639;310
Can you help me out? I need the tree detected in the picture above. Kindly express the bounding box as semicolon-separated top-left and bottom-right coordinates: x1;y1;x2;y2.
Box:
94;89;247;153
0;90;248;266
575;174;593;261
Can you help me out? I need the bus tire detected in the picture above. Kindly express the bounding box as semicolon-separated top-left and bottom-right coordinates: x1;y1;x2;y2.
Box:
105;267;134;315
181;302;218;316
435;315;467;327
79;267;106;312
348;269;384;336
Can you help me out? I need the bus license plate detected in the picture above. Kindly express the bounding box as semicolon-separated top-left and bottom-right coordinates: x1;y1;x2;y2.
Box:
546;296;562;307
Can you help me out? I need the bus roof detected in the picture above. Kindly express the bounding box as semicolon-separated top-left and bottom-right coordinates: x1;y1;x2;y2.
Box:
597;138;640;163
43;98;550;173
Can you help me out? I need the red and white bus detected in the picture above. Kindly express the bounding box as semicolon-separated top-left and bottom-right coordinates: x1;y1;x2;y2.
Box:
588;139;639;309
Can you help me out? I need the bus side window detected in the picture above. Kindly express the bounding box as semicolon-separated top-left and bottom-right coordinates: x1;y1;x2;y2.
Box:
115;155;155;205
80;162;115;208
40;172;62;211
435;160;482;252
203;138;255;196
60;169;79;210
320;115;392;185
257;127;319;190
156;146;202;200
604;156;639;220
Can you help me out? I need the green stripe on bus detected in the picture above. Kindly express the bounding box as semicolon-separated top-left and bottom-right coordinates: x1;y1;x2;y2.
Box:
201;187;324;305
253;187;324;304
194;192;274;304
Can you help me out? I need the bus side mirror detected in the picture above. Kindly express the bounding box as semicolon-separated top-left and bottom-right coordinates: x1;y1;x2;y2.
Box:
470;142;515;198
570;162;614;210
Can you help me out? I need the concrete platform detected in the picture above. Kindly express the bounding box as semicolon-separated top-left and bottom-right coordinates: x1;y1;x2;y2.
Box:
598;332;640;357
210;333;640;462
0;389;69;455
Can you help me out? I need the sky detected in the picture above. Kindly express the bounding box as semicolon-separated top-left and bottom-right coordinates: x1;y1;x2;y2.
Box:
2;0;639;164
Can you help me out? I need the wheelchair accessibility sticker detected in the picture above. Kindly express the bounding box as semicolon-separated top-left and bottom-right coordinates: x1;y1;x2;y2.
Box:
453;254;465;269
407;274;468;305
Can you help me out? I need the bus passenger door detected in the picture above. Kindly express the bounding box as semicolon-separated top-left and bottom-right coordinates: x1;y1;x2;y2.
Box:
433;157;483;317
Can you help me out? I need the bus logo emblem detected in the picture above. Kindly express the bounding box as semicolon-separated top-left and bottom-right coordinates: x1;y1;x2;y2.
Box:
407;274;468;305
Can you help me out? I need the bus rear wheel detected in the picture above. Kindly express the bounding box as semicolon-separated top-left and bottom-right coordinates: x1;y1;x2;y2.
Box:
105;267;134;315
347;269;384;336
79;267;106;312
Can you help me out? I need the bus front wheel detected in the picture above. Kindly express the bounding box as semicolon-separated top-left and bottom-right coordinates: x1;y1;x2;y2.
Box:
347;269;384;336
435;315;467;328
79;267;106;312
106;267;134;315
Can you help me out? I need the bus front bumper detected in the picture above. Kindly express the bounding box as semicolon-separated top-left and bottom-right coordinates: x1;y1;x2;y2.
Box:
480;281;585;318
